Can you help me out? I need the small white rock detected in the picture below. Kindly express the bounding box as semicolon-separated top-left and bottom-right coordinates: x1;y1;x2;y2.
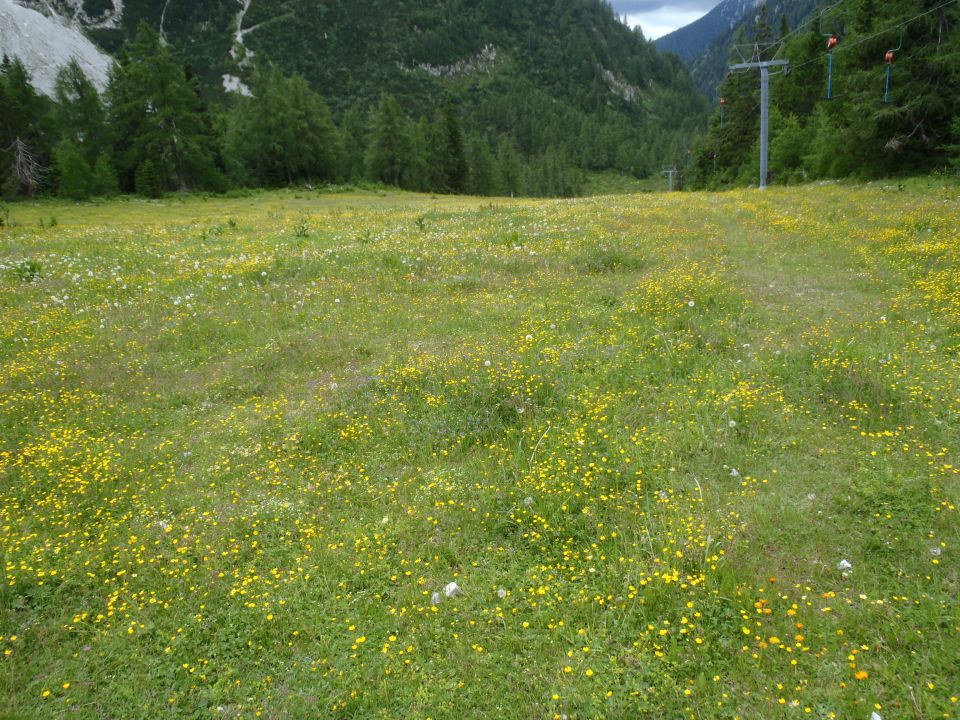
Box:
444;581;462;598
730;468;740;478
871;712;883;720
838;559;853;572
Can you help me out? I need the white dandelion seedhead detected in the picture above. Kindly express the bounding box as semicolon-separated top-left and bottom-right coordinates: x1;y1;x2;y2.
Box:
930;547;942;557
525;334;533;341
728;419;737;428
444;581;462;598
838;559;852;572
688;300;695;307
523;496;534;507
484;360;491;367
497;587;507;599
431;592;442;606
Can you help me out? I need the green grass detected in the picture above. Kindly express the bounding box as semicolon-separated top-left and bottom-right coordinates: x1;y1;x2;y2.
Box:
1;184;958;719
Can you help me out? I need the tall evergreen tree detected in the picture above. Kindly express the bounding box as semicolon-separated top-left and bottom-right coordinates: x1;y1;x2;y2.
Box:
107;22;222;192
54;60;111;166
365;94;413;188
440;103;469;193
225;66;340;186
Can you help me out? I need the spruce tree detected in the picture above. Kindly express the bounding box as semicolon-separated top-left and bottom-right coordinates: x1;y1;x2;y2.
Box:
365;95;411;188
440;103;469;193
108;22;222;192
225;66;340;186
54;139;95;200
92;154;120;196
54;60;111;166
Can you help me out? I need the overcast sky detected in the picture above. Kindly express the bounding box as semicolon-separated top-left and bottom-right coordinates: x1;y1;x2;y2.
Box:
608;0;719;40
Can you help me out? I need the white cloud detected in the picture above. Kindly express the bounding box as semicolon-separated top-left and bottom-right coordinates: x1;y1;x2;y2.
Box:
610;1;718;40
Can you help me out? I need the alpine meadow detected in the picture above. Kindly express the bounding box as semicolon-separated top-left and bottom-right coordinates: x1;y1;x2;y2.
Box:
2;0;960;719
1;182;958;719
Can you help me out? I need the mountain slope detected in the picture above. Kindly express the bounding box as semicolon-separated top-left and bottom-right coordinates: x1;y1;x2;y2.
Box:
0;0;112;95
655;0;762;61
687;0;821;101
7;0;709;177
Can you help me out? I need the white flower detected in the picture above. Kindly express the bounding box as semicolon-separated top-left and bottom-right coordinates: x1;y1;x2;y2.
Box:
444;582;462;598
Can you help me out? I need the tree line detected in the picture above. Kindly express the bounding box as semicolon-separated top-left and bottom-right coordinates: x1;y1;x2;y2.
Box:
1;22;592;201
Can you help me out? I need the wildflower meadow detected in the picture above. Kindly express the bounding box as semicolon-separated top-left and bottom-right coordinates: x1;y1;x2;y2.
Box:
1;184;957;718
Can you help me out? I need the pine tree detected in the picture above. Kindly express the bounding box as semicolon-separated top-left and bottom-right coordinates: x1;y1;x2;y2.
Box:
54;60;111;166
225;66;340;186
440;103;469;193
93;153;120;196
54;139;95;199
467;135;497;196
1;57;52;196
365;95;412;188
108;22;222;192
135;159;163;198
497;137;523;196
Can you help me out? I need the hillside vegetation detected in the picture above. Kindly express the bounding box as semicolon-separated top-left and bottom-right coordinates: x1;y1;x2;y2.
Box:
2;0;708;198
693;0;960;186
1;183;958;718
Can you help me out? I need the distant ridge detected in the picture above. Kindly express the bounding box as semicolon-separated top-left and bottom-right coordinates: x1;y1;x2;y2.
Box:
655;0;763;61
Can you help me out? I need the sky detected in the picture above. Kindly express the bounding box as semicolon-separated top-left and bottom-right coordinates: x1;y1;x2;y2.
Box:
608;0;719;40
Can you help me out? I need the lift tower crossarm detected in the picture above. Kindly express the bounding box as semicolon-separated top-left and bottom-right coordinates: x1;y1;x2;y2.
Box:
728;59;789;190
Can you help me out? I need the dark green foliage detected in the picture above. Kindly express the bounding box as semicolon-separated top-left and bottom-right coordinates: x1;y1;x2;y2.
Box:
54;60;111;166
1;56;54;197
224;66;341;186
692;0;960;187
108;22;223;193
92;153;120;196
365;94;414;188
135;158;163;198
467;134;498;196
54;139;95;200
77;0;709;191
440;104;469;193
